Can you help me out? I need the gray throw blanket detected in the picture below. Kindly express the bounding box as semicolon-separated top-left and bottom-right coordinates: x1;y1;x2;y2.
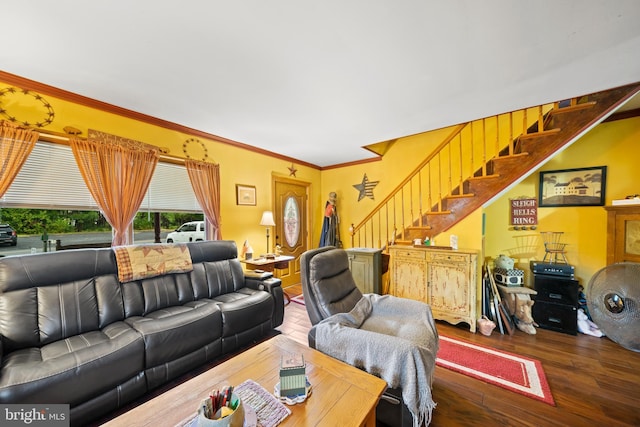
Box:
315;294;439;427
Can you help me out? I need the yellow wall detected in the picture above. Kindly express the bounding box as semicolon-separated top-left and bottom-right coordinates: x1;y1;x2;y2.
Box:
483;116;640;285
4;79;639;291
327;115;639;294
320;125;460;247
0;82;322;254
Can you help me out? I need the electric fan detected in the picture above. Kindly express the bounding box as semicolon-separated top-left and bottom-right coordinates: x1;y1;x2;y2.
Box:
587;262;640;352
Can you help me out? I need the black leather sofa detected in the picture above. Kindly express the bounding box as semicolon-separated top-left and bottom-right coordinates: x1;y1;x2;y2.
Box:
0;240;284;426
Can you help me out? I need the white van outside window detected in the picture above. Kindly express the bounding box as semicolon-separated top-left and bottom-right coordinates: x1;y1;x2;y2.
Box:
166;221;205;243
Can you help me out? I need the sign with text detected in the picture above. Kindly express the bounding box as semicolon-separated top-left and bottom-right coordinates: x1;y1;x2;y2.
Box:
510;198;538;226
0;404;69;426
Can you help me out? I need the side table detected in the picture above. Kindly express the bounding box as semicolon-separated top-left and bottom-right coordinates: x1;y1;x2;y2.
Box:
241;255;294;272
241;255;295;304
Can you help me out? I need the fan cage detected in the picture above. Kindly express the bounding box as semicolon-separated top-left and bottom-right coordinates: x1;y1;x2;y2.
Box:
587;262;640;352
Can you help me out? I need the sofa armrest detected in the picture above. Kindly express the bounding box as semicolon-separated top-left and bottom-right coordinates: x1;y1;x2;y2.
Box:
245;275;284;328
244;270;273;281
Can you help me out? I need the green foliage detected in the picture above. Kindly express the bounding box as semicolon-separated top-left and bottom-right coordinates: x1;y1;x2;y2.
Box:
0;209;71;234
67;211;110;232
161;213;205;229
133;212;155;230
0;208;203;235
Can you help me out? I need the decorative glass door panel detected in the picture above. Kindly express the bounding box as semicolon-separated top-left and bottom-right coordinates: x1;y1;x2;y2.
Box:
283;196;300;248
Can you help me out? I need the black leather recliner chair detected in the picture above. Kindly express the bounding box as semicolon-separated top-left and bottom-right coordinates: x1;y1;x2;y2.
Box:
300;246;437;427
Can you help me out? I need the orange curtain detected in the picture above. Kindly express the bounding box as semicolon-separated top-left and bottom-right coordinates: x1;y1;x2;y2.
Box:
185;159;222;240
70;130;159;246
0;121;39;197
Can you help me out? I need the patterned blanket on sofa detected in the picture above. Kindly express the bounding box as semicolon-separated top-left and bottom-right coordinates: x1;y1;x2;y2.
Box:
113;243;193;283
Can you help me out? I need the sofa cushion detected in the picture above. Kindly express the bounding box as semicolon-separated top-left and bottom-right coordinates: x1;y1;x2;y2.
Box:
124;302;222;368
0;247;117;292
0;267;124;354
122;274;192;318
186;240;246;300
201;289;274;338
0;249;124;353
0;322;144;406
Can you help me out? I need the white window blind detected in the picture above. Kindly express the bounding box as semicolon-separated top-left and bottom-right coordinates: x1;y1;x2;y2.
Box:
1;142;96;209
1;141;201;213
141;163;202;213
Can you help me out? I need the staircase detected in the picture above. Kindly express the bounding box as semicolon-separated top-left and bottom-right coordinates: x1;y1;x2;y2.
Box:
350;82;640;249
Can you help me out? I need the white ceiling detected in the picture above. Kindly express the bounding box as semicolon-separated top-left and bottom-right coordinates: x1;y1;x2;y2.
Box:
2;1;640;167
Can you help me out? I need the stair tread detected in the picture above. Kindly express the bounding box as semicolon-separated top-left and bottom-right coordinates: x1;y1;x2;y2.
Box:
551;101;597;114
468;174;500;181
519;128;561;140
494;152;529;160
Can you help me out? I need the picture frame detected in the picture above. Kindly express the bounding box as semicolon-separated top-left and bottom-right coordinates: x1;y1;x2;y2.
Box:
236;184;256;206
539;166;607;207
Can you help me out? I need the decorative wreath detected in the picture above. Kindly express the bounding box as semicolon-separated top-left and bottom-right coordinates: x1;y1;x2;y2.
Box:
0;87;55;127
182;137;209;161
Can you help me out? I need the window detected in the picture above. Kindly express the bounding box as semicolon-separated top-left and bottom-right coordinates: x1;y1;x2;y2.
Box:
2;141;201;212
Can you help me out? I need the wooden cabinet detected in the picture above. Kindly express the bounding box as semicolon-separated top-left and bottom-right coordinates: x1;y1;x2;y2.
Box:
389;245;477;332
346;248;382;294
605;205;640;265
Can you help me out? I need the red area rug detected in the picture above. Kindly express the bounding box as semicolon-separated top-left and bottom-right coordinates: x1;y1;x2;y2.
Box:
290;294;305;306
436;335;555;406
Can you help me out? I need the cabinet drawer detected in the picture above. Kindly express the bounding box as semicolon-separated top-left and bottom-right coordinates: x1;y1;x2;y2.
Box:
532;301;577;335
391;249;426;260
431;253;468;263
533;275;578;306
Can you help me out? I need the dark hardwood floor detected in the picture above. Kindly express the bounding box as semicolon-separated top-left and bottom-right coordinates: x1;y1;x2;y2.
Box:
280;284;640;427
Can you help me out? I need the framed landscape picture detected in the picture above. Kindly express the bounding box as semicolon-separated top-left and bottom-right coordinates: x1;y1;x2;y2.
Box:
539;166;607;207
236;184;256;206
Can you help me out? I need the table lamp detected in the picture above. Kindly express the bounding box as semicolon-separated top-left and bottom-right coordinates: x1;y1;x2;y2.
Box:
259;211;276;255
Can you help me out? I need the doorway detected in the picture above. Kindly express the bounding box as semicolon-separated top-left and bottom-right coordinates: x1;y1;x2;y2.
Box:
273;176;310;288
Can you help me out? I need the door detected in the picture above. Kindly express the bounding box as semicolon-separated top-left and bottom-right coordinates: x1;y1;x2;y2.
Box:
273;177;310;287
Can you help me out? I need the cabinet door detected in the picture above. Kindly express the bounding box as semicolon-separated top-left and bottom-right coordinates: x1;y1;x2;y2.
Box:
349;254;372;294
392;256;428;301
615;214;640;263
428;260;471;317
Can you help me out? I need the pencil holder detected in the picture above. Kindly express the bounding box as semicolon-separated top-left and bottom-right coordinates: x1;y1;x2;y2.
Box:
196;393;244;427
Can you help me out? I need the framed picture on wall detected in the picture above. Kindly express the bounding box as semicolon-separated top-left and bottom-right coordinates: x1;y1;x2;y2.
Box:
236;184;256;206
539;166;607;207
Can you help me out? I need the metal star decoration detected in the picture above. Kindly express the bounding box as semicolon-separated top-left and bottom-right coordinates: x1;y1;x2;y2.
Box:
288;163;297;177
353;173;379;201
0;87;55;127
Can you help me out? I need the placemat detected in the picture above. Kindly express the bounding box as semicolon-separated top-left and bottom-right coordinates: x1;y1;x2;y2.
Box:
234;379;291;427
176;379;290;427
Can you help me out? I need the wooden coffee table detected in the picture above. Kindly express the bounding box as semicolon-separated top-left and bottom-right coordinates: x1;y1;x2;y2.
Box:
102;335;387;427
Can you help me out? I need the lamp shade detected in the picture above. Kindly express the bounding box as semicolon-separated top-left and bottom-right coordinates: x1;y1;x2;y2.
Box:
260;211;276;226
